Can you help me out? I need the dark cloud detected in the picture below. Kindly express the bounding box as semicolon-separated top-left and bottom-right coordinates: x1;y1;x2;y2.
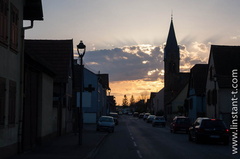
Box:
84;43;208;82
84;45;164;82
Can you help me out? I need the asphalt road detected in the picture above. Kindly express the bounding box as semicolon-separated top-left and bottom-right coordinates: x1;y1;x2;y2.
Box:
94;115;239;159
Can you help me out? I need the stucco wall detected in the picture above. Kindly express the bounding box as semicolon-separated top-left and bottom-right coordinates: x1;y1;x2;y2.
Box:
39;73;54;137
0;0;24;151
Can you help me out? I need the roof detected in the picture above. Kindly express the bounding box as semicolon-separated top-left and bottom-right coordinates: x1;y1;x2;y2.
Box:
24;0;43;20
25;39;73;83
164;19;179;60
189;64;208;96
25;51;56;77
210;45;240;88
99;74;110;90
166;73;190;104
150;92;157;99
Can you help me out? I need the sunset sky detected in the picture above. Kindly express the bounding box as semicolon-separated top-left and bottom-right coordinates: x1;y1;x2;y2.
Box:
25;0;240;105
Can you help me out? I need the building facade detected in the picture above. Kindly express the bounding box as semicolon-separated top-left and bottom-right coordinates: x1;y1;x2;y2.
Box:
187;64;208;122
206;45;240;127
0;0;43;158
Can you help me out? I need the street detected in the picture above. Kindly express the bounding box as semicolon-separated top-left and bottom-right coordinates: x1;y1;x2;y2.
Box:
94;115;239;159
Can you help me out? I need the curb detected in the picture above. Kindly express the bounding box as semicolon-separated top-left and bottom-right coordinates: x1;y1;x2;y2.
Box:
84;133;109;159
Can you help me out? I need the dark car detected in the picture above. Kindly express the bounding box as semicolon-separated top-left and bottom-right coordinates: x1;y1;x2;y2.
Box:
109;112;119;125
133;112;139;117
96;116;115;133
143;113;150;121
138;113;144;119
152;116;166;127
170;116;191;133
188;118;230;145
146;115;156;123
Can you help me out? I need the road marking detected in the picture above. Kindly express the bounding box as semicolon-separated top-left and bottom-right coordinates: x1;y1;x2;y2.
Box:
137;150;143;158
133;141;137;147
131;136;134;140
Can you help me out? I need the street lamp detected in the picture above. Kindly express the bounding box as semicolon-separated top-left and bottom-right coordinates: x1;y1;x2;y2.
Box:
77;40;86;145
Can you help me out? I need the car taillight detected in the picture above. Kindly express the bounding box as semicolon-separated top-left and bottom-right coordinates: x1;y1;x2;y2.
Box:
226;129;230;133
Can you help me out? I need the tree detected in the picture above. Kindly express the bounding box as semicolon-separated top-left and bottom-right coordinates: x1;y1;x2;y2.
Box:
122;95;129;107
129;95;135;106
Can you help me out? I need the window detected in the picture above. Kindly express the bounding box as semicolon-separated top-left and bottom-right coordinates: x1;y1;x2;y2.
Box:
8;80;16;124
0;0;8;45
0;77;6;125
10;3;18;51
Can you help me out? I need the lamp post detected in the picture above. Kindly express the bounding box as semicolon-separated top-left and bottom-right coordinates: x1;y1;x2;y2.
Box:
77;40;86;145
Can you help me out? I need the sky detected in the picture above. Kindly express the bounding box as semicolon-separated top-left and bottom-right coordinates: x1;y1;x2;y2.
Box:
25;0;240;105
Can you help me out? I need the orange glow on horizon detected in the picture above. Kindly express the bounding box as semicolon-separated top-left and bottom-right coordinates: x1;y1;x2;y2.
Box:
109;79;164;105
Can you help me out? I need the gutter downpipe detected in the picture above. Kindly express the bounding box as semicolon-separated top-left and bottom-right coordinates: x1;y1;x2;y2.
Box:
18;20;34;153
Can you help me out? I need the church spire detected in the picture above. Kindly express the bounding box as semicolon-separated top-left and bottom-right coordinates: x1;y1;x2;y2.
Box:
164;15;180;74
164;15;179;56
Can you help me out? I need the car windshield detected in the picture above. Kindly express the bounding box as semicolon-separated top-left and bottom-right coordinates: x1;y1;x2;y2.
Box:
99;117;113;122
202;120;226;128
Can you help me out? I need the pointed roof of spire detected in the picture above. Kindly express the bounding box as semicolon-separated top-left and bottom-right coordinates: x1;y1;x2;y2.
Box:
165;16;179;54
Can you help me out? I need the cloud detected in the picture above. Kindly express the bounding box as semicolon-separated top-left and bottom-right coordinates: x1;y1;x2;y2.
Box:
179;43;209;72
84;43;210;81
84;44;165;82
83;42;210;105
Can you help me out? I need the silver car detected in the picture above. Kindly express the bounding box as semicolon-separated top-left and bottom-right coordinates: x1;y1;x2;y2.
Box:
96;116;115;133
152;116;166;127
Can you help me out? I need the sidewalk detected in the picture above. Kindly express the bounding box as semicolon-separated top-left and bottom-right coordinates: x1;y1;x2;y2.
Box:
8;124;108;159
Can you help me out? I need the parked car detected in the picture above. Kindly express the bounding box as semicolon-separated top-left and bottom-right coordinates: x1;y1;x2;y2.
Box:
133;112;139;117
96;116;115;133
170;116;191;133
109;112;119;125
138;113;144;119
146;115;156;123
152;116;166;127
188;117;230;145
143;113;150;120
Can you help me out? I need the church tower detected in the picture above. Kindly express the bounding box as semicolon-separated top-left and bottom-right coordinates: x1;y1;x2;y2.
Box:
164;16;180;75
164;16;180;115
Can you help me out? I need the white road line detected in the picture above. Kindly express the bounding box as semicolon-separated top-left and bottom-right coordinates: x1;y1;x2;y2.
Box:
133;141;137;147
137;150;143;158
131;136;134;140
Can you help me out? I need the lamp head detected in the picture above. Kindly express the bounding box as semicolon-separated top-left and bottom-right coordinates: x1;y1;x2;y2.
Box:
77;40;86;56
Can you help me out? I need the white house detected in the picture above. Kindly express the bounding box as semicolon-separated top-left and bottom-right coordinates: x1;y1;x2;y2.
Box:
73;61;110;124
0;0;43;158
206;45;240;127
